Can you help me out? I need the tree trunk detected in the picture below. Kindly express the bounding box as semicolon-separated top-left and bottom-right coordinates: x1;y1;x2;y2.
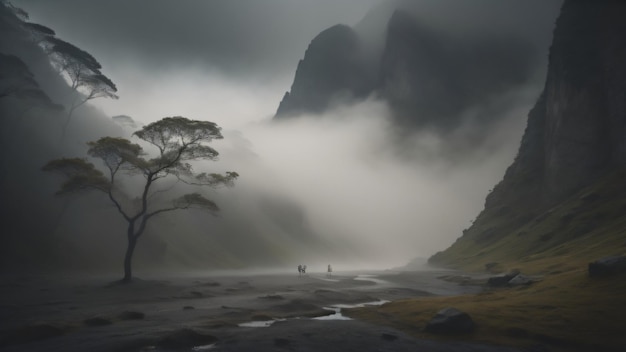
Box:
122;229;137;283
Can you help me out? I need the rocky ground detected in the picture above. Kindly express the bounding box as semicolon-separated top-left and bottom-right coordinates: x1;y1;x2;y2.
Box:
0;269;524;352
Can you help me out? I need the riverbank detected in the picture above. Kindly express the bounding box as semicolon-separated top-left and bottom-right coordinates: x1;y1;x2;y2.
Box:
0;269;525;351
347;266;626;351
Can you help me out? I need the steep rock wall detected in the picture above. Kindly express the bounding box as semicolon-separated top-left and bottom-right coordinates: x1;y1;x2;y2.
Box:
429;0;626;266
275;24;372;118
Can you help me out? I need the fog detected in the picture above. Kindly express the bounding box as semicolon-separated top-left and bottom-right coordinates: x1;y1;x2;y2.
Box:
87;71;539;269
213;95;534;268
6;0;561;271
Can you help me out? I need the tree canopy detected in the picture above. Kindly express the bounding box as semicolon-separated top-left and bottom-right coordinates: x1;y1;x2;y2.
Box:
44;116;239;282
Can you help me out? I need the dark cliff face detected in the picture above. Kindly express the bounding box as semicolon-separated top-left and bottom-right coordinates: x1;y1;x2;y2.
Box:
488;0;626;209
275;8;536;137
275;24;372;118
379;10;534;131
430;0;626;266
542;0;626;200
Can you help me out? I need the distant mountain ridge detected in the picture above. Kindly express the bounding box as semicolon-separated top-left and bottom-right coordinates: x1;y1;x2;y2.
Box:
274;5;539;134
275;24;372;118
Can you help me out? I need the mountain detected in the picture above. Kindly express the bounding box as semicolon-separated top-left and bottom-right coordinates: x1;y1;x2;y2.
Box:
275;24;373;118
378;10;533;130
273;2;553;136
0;3;338;274
429;0;626;270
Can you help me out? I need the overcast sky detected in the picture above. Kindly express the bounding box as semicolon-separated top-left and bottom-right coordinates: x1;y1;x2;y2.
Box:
15;0;561;125
17;1;380;78
11;0;563;268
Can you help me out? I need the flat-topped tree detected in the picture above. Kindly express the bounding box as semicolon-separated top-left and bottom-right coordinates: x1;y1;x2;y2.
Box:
44;116;239;282
45;37;118;140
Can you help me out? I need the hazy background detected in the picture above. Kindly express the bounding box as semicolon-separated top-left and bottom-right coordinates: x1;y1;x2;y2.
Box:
6;0;562;271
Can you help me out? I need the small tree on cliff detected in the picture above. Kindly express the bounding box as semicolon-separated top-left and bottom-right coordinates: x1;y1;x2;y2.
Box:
45;37;118;139
43;116;239;282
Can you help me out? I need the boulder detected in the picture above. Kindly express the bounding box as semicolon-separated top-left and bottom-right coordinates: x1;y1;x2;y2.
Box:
487;270;520;287
588;256;626;277
508;274;534;286
424;307;475;334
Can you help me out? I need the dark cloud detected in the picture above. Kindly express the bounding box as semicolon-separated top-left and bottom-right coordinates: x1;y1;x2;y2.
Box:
2;0;564;270
15;0;380;79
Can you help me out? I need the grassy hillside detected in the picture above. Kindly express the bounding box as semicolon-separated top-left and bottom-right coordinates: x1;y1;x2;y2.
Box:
429;170;626;273
347;268;626;351
348;171;626;350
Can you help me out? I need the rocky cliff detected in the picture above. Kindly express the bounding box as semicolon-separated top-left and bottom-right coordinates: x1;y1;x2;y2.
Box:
275;24;372;118
275;8;537;135
429;0;626;268
379;10;534;130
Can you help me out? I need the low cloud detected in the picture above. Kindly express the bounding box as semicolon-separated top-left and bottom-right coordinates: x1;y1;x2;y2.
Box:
181;78;540;269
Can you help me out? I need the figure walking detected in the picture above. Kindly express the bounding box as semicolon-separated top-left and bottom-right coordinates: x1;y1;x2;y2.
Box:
297;264;303;277
327;264;332;278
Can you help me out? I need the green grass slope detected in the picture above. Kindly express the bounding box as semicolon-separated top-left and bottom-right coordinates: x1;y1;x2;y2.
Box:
348;172;626;351
429;170;626;273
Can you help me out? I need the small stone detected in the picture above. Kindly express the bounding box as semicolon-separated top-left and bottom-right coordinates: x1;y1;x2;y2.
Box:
588;256;626;277
424;307;475;334
487;270;520;287
508;274;533;286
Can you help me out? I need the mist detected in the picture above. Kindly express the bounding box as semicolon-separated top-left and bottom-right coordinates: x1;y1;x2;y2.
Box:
5;0;561;272
99;69;537;269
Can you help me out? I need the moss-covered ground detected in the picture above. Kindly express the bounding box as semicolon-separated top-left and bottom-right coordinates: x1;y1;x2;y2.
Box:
347;171;626;351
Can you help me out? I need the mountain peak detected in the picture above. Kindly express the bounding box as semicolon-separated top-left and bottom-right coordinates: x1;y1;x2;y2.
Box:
274;24;373;118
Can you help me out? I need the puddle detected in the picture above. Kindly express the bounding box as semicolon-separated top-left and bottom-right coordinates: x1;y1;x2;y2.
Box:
313;300;389;321
238;300;389;326
238;319;285;328
141;343;216;351
312;307;351;320
354;274;389;285
192;344;215;351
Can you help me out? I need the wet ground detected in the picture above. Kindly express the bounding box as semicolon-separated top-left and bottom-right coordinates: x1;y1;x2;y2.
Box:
0;269;521;351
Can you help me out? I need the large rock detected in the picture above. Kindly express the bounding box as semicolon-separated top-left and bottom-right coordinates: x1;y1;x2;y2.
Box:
487;270;520;287
508;274;534;286
429;0;626;268
424;307;475;334
588;256;626;277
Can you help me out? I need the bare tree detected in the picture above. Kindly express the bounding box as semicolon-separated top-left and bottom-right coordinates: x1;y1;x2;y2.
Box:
44;116;239;282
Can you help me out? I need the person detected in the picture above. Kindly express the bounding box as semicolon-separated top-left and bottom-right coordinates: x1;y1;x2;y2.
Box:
327;264;332;278
297;264;303;277
302;265;307;274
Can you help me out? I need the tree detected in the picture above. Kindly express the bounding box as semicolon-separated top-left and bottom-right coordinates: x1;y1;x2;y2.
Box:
0;53;54;104
43;116;239;282
44;36;118;140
